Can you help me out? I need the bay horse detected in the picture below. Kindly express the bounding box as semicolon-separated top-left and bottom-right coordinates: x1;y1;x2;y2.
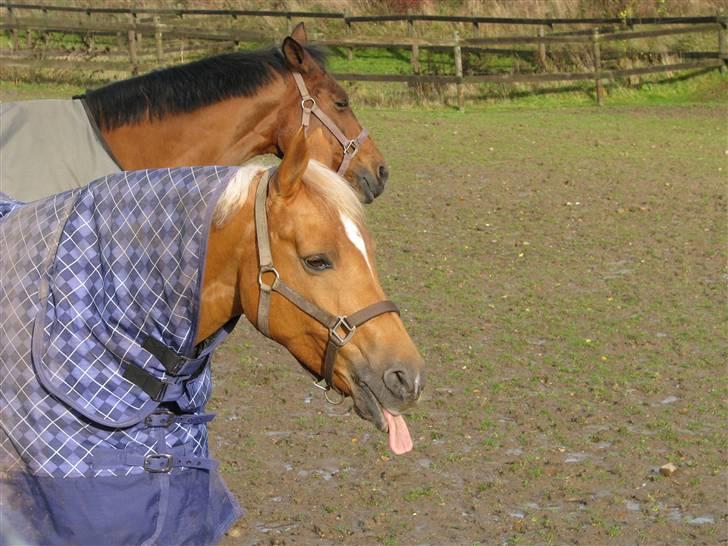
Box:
0;128;422;546
0;23;388;203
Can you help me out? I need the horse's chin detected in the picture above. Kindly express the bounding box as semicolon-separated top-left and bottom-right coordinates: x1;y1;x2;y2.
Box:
349;381;388;432
293;359;415;454
349;377;415;455
353;179;374;204
351;168;383;204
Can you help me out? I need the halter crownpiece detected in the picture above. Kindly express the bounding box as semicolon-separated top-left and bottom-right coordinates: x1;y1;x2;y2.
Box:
292;72;369;177
253;169;399;395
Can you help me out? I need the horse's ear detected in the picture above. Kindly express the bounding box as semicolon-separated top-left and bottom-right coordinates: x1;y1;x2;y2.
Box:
281;35;317;73
290;22;307;44
275;128;309;198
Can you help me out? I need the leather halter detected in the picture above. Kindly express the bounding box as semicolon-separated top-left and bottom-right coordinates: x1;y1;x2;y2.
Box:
292;72;369;177
253;169;399;396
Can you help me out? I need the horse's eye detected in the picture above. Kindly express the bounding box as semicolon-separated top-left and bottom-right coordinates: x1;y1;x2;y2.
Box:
303;255;332;272
334;99;349;109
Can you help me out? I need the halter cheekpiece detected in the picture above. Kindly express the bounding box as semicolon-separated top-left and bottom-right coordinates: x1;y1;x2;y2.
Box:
292;72;369;177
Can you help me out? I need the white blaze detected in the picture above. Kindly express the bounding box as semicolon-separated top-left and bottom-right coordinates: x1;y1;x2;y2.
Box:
341;213;372;272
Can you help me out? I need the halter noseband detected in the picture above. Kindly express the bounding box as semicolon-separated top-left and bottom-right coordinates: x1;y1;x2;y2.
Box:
253;169;399;398
292;72;369;177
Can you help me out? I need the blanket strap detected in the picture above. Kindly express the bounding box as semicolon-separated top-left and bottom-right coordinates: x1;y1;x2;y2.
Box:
93;448;218;473
142;336;190;375
144;411;216;428
122;364;170;401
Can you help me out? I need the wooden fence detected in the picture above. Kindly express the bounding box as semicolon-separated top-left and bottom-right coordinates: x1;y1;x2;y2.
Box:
1;2;726;108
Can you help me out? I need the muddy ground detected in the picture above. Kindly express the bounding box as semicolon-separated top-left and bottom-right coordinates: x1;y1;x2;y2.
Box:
2;82;725;545
206;104;726;545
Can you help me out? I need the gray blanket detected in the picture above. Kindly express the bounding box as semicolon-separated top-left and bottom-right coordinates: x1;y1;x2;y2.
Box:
0;99;121;202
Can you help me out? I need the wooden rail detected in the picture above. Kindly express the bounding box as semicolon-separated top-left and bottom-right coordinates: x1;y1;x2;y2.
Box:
1;3;726;109
0;3;720;26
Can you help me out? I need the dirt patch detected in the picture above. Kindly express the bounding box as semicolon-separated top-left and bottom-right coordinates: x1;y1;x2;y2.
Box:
2;83;724;544
208;105;726;545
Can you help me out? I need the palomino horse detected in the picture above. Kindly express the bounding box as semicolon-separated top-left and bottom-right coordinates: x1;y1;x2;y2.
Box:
0;23;388;203
0;129;422;545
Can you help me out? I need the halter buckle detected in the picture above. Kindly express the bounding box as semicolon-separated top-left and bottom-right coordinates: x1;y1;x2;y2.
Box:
343;139;359;156
258;266;280;292
330;316;356;346
301;96;316;112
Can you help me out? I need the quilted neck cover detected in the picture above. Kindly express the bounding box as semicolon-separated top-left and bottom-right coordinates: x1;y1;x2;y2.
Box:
31;166;242;427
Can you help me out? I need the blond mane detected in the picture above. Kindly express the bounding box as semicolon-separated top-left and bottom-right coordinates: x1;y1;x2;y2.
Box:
213;160;363;228
212;163;265;227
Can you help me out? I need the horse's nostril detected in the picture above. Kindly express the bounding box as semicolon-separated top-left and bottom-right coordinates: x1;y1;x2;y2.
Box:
383;367;420;399
377;164;389;184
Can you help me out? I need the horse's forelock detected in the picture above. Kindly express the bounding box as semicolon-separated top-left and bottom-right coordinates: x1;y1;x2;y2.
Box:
302;160;364;225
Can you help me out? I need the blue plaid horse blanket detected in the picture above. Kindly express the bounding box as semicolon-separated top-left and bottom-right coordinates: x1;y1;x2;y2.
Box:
0;166;246;546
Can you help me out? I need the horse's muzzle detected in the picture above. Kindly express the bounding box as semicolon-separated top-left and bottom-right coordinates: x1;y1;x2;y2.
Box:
354;164;388;203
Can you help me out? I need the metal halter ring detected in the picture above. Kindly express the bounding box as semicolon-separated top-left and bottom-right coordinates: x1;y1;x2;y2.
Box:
343;139;359;156
312;378;345;405
258;266;280;291
329;316;356;346
301;97;316;111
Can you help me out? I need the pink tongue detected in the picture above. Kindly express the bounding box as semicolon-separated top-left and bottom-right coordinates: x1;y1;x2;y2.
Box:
382;409;413;455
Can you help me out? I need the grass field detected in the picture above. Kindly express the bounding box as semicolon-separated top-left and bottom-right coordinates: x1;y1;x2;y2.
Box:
2;81;726;544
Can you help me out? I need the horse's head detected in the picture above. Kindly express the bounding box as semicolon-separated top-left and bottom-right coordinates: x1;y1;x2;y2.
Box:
203;129;423;454
275;23;389;204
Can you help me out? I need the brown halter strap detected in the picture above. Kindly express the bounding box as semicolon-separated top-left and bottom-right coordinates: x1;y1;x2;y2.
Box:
292;72;369;177
253;169;399;395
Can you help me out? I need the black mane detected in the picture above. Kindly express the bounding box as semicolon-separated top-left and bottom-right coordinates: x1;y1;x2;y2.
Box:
84;44;327;130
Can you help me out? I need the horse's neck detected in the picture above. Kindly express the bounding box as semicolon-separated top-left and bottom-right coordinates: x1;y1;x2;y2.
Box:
195;198;255;344
101;82;288;170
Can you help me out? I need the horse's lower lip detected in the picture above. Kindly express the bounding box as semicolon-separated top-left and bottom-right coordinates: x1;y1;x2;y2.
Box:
351;381;388;432
355;172;377;203
358;181;374;203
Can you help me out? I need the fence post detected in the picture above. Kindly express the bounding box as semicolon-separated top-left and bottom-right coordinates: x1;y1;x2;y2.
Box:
40;6;49;56
154;16;163;63
26;28;33;49
85;10;94;52
592;28;603;106
8;6;19;51
454;31;464;112
537;25;547;68
41;30;49;60
718;14;727;74
133;11;142;53
344;12;353;61
409;13;420;75
472;20;480;38
127;14;138;74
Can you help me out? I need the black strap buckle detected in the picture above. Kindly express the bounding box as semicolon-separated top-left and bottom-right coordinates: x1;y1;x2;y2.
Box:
144;453;174;473
144;411;175;428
